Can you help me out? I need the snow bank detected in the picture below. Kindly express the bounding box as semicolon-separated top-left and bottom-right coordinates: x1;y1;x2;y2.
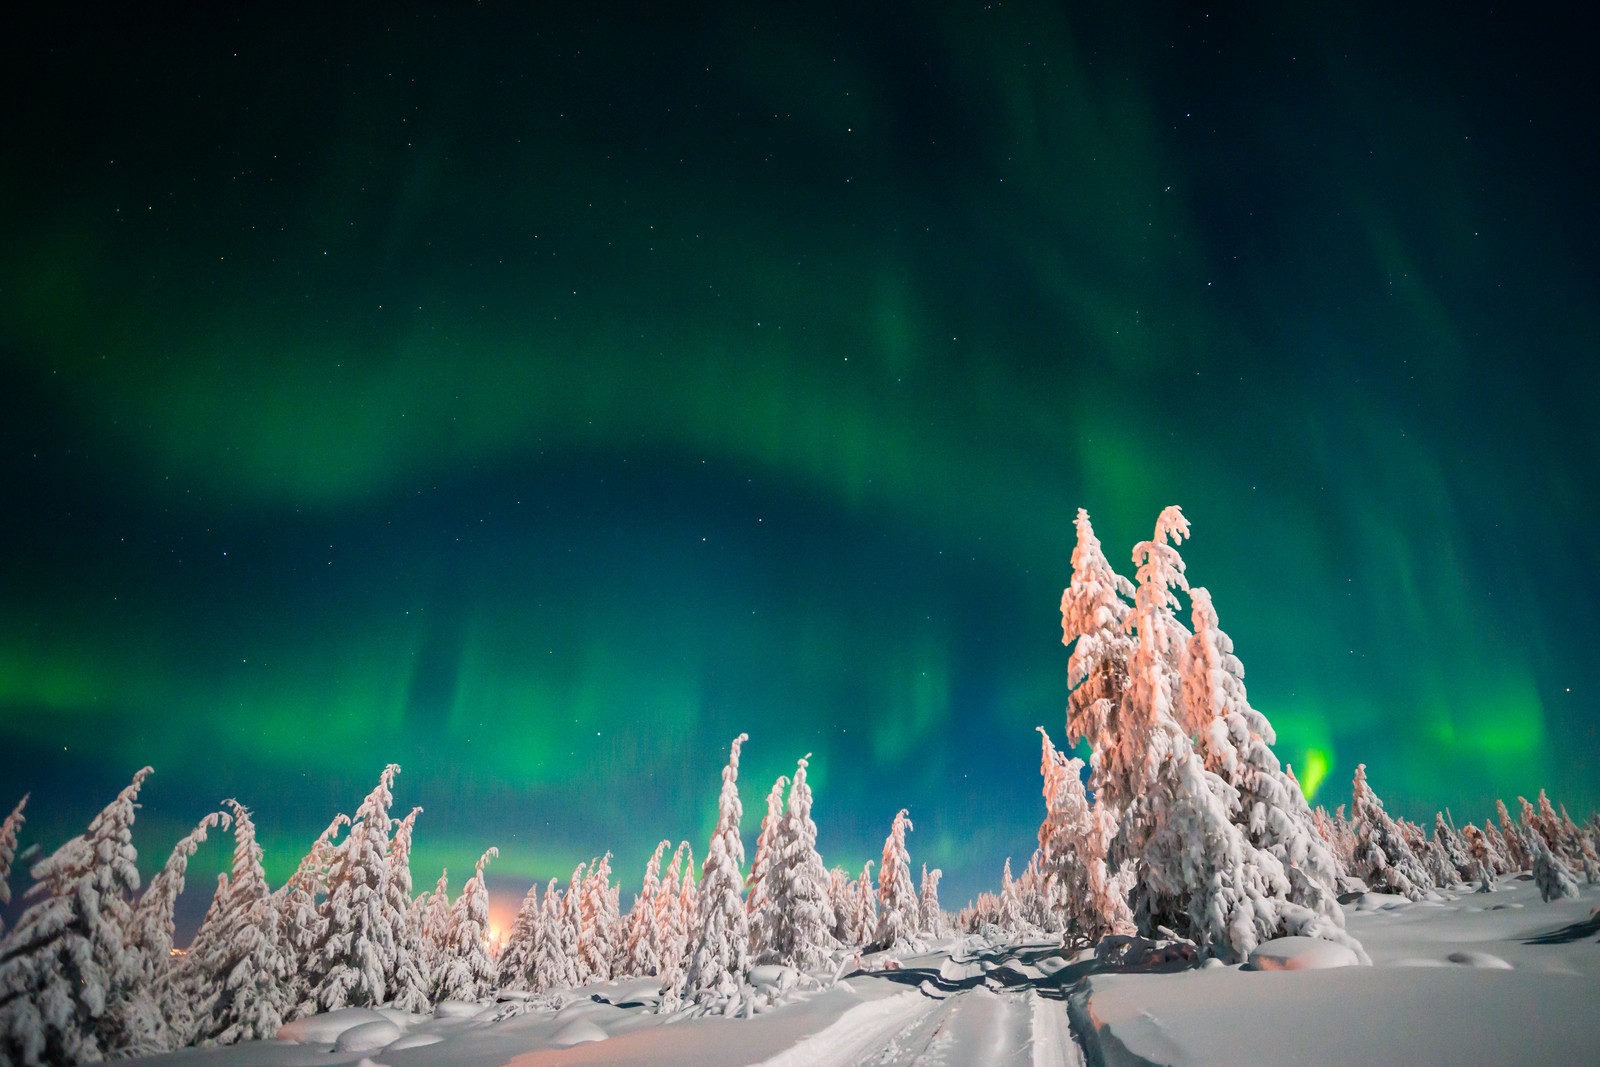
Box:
1245;935;1361;971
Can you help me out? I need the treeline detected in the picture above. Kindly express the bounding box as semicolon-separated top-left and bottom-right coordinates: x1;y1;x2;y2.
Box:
0;743;942;1065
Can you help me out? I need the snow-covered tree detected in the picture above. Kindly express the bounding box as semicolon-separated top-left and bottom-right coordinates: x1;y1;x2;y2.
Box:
1462;824;1496;892
0;767;153;1066
1036;726;1132;943
415;869;452;997
188;800;292;1046
433;847;498;1002
683;733;751;1013
1496;799;1531;871
383;806;430;1012
1179;586;1345;915
0;794;27;937
826;866;853;944
532;878;578;993
306;765;400;1012
128;810;229;1052
1348;764;1429;900
873;809;922;952
917;865;943;938
850;861;877;947
745;774;789;963
578;853;620;982
497;882;542;991
1060;508;1137;812
656;842;694;986
129;811;228;984
995;857;1025;936
1532;834;1579;903
276;812;349;1013
768;755;836;969
622;841;670;977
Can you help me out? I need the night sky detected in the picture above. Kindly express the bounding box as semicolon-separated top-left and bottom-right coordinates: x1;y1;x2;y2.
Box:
2;2;1596;919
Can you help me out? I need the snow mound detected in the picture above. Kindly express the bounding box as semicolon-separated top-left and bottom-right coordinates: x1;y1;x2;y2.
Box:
1247;936;1361;971
550;1018;609;1046
334;1019;403;1052
433;999;482;1019
383;1031;443;1050
275;1008;392;1044
938;957;982;983
1447;951;1513;969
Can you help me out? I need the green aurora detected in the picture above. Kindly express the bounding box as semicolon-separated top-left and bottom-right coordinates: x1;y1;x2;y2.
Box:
1;2;1595;916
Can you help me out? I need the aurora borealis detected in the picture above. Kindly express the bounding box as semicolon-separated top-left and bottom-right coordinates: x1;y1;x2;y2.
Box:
2;3;1595;918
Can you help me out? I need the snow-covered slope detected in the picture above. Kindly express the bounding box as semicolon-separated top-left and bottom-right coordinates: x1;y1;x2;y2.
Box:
123;877;1597;1067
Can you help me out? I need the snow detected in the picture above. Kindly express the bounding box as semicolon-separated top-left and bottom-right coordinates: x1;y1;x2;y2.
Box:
102;875;1597;1066
1244;936;1361;971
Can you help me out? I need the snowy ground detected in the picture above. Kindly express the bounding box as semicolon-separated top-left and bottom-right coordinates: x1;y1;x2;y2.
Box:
127;877;1599;1067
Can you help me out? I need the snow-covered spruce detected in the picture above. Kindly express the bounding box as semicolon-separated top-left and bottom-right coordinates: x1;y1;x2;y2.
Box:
1532;835;1580;902
1180;586;1347;922
765;755;837;969
433;847;499;1002
531;877;577;993
275;812;349;1014
1349;764;1431;900
873;809;923;952
498;880;542;991
745;773;790;965
384;806;431;1013
0;767;152;1066
1037;726;1133;944
917;865;943;939
0;793;27;937
682;733;751;1014
578;853;620;983
186;800;292;1046
304;765;400;1013
622;840;671;977
127;809;228;1053
1060;508;1138;817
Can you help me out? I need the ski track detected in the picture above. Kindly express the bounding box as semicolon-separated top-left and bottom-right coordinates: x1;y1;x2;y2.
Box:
745;989;938;1067
844;985;1084;1067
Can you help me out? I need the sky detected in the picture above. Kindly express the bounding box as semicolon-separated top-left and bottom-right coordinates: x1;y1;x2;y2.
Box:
2;2;1596;923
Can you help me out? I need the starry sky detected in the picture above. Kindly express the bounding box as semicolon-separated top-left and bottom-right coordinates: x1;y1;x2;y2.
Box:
2;2;1596;921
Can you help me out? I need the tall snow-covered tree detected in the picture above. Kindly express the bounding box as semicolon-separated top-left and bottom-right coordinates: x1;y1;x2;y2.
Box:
433;847;498;1002
683;733;751;1013
415;869;452;997
1060;508;1137;812
1179;586;1347;924
129;810;229;1053
1532;834;1579;902
1496;799;1531;871
1036;726;1133;942
0;794;27;937
578;853;620;982
826;867;854;944
917;866;943;938
768;755;836;969
276;812;348;1014
995;857;1025;935
383;806;430;1013
563;862;591;985
1348;764;1429;900
188;801;292;1046
850;861;877;947
745;774;789;963
1462;824;1496;892
656;842;694;985
531;878;577;993
0;767;153;1066
622;841;670;977
306;765;401;1012
873;809;922;952
497;882;542;991
129;811;228;983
